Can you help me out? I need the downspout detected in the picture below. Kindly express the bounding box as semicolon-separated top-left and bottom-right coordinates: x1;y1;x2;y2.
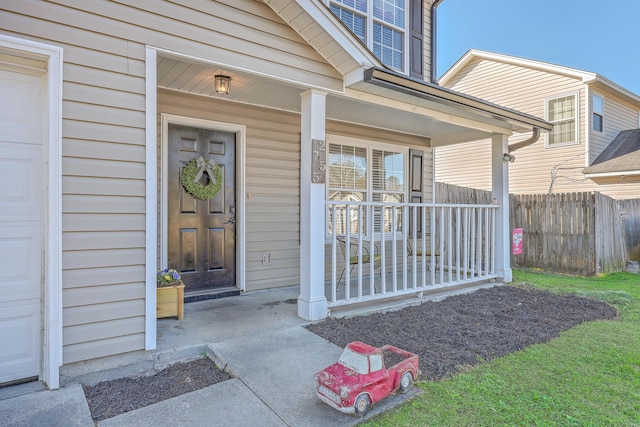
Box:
508;127;541;153
430;0;445;84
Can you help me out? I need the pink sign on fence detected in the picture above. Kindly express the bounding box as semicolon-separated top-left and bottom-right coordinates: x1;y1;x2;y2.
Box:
512;228;523;255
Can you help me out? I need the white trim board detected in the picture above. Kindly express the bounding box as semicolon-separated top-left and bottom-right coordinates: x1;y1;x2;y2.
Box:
145;46;158;350
0;34;63;390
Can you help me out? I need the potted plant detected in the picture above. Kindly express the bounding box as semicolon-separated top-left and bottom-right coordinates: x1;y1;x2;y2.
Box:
156;268;184;320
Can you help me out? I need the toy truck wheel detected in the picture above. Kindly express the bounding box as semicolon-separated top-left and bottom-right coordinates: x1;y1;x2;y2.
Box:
354;393;370;416
399;371;413;393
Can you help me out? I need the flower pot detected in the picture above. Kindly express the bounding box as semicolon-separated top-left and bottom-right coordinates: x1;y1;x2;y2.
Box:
156;282;184;320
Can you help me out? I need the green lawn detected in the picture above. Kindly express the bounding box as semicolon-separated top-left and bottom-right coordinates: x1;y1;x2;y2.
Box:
365;270;640;427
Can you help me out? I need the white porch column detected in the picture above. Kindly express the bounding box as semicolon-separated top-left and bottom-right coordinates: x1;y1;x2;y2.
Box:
491;134;512;282
298;90;329;321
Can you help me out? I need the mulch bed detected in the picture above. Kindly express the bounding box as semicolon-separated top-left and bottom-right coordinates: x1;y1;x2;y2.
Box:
307;284;618;380
83;285;617;421
83;357;231;422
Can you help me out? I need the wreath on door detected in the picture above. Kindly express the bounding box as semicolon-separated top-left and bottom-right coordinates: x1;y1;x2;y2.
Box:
181;156;223;200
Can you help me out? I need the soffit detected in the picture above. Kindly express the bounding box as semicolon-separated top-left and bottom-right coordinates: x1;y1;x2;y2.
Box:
157;55;488;143
157;55;539;146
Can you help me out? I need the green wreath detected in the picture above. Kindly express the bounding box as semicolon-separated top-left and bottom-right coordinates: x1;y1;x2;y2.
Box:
181;158;223;200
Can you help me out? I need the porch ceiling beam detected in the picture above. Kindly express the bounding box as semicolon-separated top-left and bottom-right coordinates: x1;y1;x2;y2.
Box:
344;88;514;136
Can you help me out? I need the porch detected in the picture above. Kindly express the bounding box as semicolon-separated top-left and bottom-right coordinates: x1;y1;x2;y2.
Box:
149;49;550;327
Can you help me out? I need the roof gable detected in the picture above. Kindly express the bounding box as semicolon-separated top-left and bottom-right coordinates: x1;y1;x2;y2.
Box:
263;0;381;82
439;50;640;108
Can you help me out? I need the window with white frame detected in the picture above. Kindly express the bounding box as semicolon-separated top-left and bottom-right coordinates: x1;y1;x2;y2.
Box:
546;92;579;146
592;93;604;132
328;0;407;72
327;138;406;236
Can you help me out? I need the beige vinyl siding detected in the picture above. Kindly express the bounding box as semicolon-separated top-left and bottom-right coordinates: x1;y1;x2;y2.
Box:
589;91;640;162
2;0;341;89
0;0;344;364
590;180;640;200
437;58;588;195
422;0;433;81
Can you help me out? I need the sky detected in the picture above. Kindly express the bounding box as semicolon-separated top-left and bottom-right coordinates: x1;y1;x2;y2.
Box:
436;0;640;95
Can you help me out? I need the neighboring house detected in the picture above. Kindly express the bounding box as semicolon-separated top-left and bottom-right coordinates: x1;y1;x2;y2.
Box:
0;1;550;389
436;49;640;199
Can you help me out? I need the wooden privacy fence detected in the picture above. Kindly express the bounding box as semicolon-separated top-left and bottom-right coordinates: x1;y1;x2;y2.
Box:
510;193;598;275
618;198;640;263
436;182;639;276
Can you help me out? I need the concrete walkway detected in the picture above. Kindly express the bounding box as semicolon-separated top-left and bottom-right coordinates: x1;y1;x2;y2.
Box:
0;284;492;426
0;383;94;427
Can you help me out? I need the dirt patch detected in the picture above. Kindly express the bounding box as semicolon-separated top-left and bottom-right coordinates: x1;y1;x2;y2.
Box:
83;357;231;422
307;285;618;380
382;349;407;369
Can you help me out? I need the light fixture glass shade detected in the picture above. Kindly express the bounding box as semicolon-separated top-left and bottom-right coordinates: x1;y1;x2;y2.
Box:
214;75;231;94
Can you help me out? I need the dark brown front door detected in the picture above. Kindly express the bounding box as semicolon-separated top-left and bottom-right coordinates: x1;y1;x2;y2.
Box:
168;125;236;291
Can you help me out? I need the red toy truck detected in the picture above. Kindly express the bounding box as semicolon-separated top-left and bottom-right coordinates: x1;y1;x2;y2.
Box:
314;341;420;415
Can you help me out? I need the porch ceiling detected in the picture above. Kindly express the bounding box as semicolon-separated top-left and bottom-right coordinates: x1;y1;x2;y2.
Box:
157;56;510;145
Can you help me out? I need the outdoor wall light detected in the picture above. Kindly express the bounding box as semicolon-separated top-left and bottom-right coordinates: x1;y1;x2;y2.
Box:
503;153;516;163
214;75;231;94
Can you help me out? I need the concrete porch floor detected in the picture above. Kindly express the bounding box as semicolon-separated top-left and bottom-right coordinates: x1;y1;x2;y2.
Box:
156;286;306;352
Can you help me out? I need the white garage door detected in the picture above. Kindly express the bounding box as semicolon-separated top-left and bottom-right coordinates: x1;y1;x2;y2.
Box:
0;65;44;384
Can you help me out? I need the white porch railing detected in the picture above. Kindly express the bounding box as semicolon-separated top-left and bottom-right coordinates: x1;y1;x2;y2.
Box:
326;201;498;308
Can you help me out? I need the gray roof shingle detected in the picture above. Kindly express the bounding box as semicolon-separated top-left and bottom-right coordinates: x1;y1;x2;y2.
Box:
583;129;640;176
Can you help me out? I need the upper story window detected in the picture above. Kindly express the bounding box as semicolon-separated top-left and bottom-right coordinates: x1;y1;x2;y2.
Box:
329;0;407;72
546;92;579;147
592;93;604;132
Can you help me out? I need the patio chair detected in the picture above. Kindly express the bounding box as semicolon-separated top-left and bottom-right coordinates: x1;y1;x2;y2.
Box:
406;234;444;270
336;236;382;288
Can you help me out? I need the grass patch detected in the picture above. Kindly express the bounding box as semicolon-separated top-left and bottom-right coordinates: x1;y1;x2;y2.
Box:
365;270;640;427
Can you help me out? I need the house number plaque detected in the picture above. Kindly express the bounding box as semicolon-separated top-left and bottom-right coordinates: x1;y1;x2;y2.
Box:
312;139;326;183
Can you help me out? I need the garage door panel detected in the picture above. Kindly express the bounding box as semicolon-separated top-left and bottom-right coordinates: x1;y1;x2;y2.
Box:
0;226;41;302
0;302;40;383
0;69;42;145
0;143;42;221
